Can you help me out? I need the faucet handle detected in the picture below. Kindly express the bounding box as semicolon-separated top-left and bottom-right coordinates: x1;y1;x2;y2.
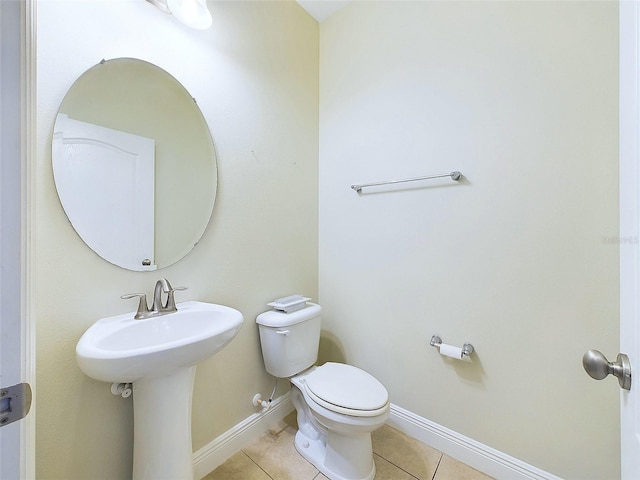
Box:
165;286;187;311
121;293;150;319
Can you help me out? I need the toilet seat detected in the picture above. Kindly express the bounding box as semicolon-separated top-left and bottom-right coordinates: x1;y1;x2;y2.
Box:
303;363;389;417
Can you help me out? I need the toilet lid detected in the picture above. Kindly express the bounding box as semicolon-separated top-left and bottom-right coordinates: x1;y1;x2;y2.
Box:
304;363;388;415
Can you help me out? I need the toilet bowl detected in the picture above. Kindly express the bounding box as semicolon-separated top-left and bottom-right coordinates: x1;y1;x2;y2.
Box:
256;302;389;480
290;363;389;480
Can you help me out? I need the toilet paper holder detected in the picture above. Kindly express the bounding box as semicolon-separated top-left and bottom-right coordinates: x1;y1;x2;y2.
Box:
430;335;474;358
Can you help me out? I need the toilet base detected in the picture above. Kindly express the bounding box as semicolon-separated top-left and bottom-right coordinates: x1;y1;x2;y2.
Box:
294;429;375;480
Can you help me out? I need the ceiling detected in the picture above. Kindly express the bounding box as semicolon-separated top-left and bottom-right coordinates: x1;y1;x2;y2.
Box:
296;0;352;22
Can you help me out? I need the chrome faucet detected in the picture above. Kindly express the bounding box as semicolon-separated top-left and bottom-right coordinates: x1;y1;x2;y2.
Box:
152;278;181;314
121;278;187;319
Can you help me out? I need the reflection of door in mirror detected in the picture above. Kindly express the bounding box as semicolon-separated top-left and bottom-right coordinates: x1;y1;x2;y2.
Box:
53;114;157;270
52;58;217;270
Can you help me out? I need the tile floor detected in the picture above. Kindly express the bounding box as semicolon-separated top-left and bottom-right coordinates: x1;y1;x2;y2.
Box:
204;412;494;480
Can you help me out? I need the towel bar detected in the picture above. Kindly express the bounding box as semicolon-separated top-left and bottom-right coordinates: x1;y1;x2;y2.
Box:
351;171;462;193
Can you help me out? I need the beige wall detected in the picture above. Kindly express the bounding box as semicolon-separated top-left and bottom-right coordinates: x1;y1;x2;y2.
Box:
318;2;619;479
36;1;318;478
36;1;622;479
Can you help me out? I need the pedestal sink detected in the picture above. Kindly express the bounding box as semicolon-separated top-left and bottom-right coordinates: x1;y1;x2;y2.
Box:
76;300;244;480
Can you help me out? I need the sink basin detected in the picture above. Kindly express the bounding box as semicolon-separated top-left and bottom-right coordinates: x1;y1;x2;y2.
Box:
76;300;243;480
76;301;244;383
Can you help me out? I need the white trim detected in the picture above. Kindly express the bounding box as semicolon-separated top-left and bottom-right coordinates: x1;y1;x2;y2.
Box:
387;404;562;480
192;393;294;480
22;0;37;478
619;2;640;479
192;397;560;480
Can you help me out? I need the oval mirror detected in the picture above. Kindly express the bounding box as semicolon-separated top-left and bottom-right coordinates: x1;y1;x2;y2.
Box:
52;58;217;271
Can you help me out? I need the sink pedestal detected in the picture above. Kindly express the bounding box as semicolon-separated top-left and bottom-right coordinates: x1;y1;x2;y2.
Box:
76;300;244;479
132;366;196;480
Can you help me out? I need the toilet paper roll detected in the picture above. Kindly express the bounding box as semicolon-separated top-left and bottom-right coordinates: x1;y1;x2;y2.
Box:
439;343;463;359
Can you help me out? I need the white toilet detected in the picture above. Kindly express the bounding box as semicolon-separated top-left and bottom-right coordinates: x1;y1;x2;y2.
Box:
256;302;389;480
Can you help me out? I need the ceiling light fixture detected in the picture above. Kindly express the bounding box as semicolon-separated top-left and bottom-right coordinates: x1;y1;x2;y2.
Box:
145;0;212;30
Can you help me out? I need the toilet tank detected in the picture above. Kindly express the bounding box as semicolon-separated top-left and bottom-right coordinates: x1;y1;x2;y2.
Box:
256;303;321;378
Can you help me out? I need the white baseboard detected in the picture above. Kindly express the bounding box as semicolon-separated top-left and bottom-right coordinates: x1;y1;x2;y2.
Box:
387;404;563;480
192;392;294;480
192;397;562;480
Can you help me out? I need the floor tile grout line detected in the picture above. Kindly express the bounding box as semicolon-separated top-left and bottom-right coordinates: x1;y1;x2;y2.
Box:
373;453;422;480
431;453;444;480
242;438;321;480
241;450;277;480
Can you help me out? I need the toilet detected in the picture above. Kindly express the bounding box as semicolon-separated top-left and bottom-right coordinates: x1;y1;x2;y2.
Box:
256;302;389;480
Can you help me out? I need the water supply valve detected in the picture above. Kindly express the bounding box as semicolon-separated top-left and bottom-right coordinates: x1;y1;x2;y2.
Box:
111;383;133;398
